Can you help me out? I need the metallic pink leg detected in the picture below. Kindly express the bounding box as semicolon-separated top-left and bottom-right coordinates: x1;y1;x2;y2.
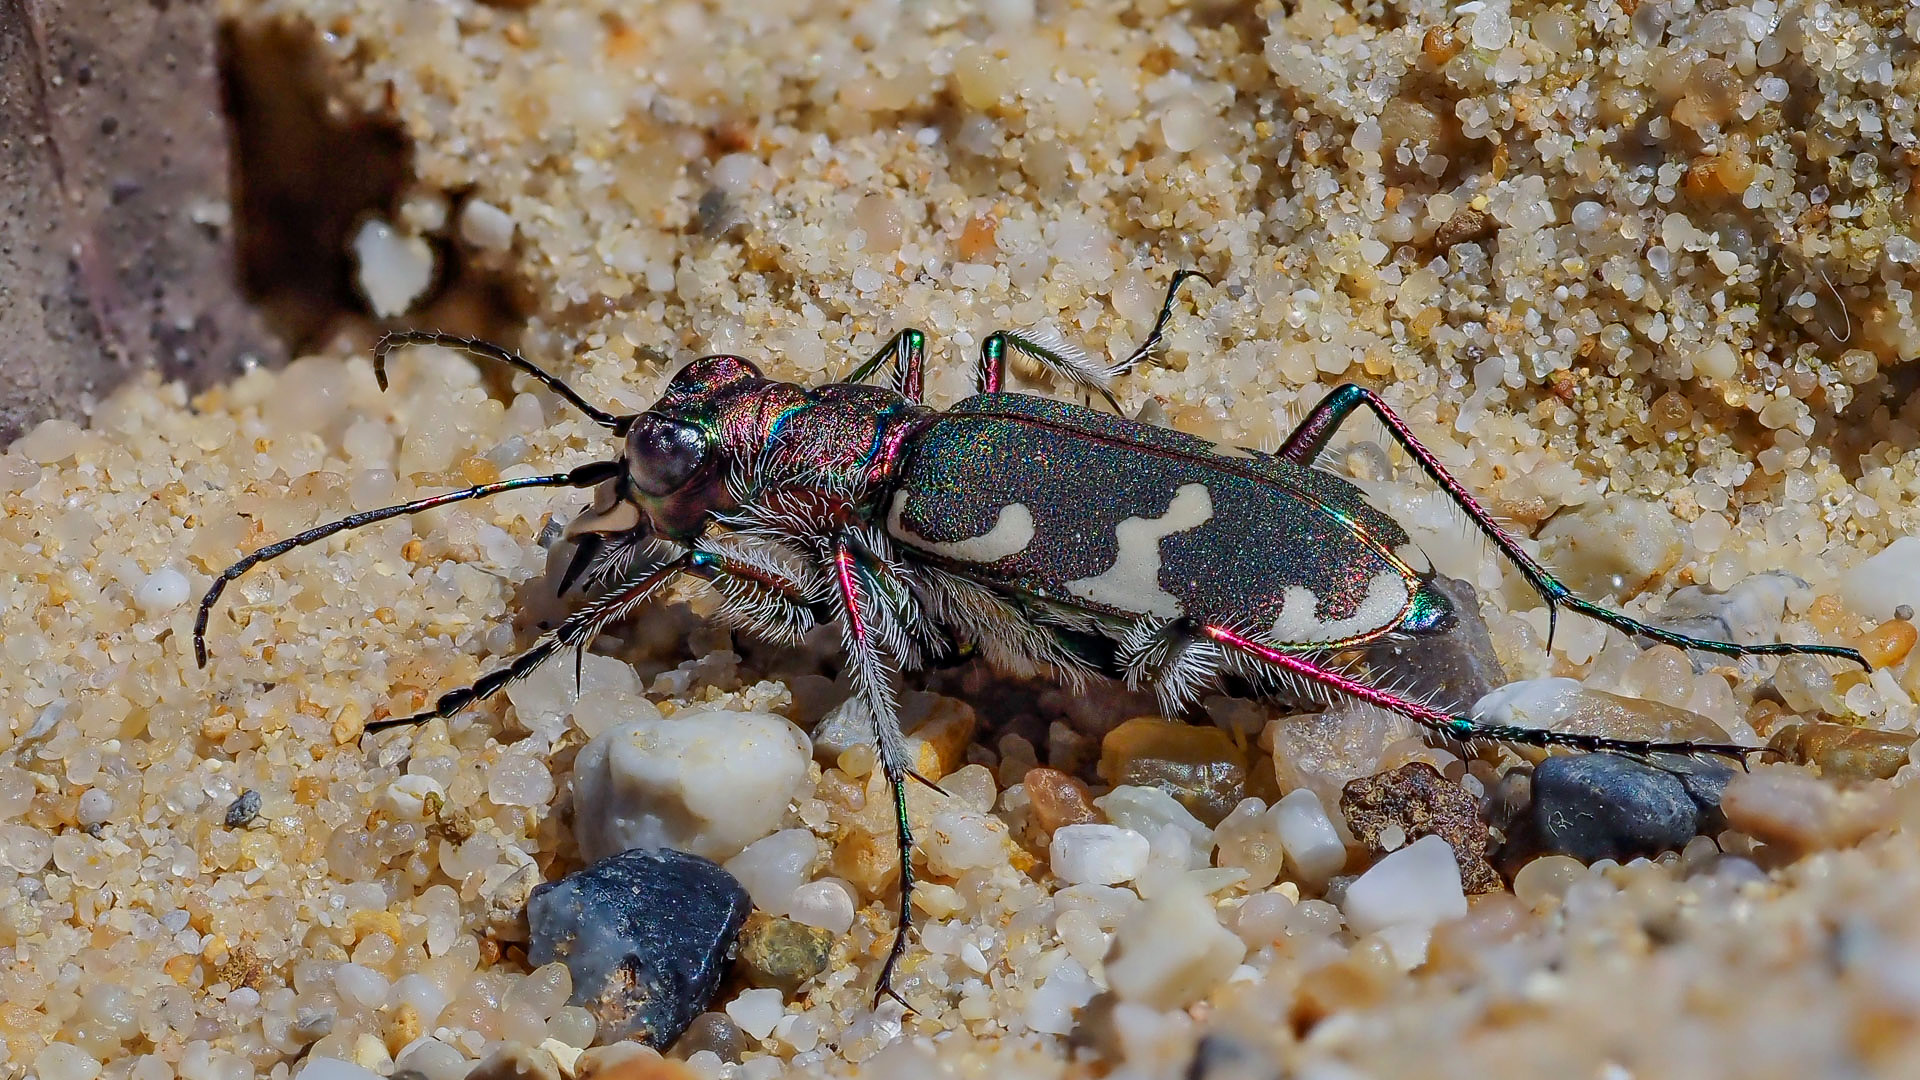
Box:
1203;625;1762;761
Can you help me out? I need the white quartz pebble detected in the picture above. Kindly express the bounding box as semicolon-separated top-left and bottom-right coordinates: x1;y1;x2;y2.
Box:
1841;536;1920;622
352;219;434;317
725;988;786;1040
135;567;189;613
723;829;819;912
1024;957;1098;1036
295;1058;384;1080
1049;824;1150;886
1342;834;1468;935
572;708;811;862
1104;882;1246;1010
923;809;1009;875
1272;789;1347;885
785;879;856;935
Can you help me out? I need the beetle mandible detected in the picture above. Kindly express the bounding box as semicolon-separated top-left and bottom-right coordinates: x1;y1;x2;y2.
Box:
196;271;1868;1004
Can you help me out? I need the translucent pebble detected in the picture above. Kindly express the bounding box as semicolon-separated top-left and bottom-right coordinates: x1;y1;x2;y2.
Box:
1272;789;1346;886
384;775;446;819
418;886;460;957
1160;99;1211;154
486;754;556;808
391;1040;465;1080
723;988;786;1041
297;1056;389;1080
15;418;85;463
923;809;1008;875
722;829;819;913
81;984;139;1040
334;963;390;1010
785;880;856;935
35;1043;103;1080
1105;882;1246;1010
1212;798;1283;890
1093;785;1210;855
1023;957;1097;1036
1049;824;1150;886
1343;835;1467;934
1571;200;1608;231
76;788;112;827
1470;4;1511;49
458;198;515;252
0;766;33;818
1840;537;1920;623
2;823;55;873
53;832;111;888
1233;890;1296;945
547;1005;597;1048
1512;854;1587;909
136;567;190;613
390;975;448;1026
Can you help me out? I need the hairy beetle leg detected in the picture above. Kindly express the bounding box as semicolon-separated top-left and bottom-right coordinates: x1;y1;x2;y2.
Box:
364;546;824;734
366;551;696;733
1205;626;1765;761
824;533;923;1010
841;328;929;402
1275;383;1869;671
977;269;1209;403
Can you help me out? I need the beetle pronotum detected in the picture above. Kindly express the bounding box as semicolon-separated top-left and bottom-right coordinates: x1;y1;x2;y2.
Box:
197;272;1867;1004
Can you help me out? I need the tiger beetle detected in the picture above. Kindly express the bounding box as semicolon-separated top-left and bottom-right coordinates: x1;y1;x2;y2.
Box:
195;270;1868;1006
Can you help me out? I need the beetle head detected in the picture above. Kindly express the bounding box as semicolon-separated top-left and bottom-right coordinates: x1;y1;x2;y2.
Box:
565;355;762;545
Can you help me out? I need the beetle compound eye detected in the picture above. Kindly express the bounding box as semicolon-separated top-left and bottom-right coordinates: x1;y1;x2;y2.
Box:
625;413;710;496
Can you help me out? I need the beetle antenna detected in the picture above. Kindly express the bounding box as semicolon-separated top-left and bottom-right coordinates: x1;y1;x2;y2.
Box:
195;460;622;668
376;331;637;432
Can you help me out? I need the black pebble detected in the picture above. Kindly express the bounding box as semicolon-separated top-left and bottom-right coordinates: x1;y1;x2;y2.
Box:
527;848;751;1049
224;789;261;828
1528;754;1733;863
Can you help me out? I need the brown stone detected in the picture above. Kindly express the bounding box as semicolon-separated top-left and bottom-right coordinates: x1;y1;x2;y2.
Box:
1341;762;1500;894
1024;767;1101;839
1768;722;1914;782
1433;205;1496;249
1720;765;1893;857
1098;717;1247;826
1508;688;1732;766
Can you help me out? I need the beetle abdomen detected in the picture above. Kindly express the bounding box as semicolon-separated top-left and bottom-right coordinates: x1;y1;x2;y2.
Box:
887;394;1422;647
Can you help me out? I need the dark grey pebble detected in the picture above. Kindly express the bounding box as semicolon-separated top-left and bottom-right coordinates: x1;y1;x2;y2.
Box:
527;848;751;1049
224;789;261;828
1528;754;1733;863
1363;575;1507;713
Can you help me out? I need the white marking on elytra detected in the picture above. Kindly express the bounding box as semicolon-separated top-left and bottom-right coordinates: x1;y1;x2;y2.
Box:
1268;572;1411;644
1065;483;1214;618
1210;440;1258;459
886;490;1036;563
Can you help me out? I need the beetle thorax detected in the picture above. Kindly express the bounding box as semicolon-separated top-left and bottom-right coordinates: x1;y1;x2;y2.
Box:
713;380;926;506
